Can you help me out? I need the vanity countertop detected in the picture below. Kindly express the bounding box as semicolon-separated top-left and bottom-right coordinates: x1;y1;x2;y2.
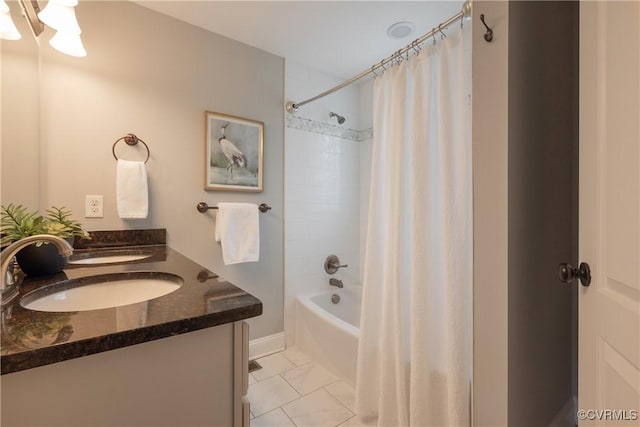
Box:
0;233;262;375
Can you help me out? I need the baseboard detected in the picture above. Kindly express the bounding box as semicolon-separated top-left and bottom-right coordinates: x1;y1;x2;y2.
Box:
249;332;285;360
549;396;577;427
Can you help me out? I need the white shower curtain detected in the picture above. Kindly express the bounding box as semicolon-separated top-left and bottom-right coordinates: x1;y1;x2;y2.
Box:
355;27;471;427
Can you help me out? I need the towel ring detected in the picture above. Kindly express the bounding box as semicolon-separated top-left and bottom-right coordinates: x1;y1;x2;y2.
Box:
112;134;150;164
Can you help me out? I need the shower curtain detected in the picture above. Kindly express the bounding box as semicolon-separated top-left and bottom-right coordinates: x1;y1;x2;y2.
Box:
355;27;471;427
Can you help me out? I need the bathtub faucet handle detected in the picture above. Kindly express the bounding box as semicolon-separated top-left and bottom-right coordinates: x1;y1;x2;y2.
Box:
324;255;348;275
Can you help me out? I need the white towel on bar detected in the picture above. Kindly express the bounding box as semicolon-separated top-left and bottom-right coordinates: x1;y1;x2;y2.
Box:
214;202;259;265
116;159;148;219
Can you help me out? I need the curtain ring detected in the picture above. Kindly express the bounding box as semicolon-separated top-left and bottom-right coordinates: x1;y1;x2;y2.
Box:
438;24;447;39
432;30;437;45
380;60;387;71
371;65;378;78
412;40;421;55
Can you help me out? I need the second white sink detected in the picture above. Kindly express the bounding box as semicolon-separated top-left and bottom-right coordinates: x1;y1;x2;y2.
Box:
68;250;153;265
21;272;182;312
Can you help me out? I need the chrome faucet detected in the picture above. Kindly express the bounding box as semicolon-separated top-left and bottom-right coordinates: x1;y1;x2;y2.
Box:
1;235;73;306
329;278;343;288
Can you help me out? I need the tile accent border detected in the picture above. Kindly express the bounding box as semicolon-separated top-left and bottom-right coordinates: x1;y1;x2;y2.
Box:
359;127;374;141
286;115;373;142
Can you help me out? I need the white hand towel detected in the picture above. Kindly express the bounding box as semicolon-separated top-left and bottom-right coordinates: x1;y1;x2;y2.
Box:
116;159;148;219
214;202;259;265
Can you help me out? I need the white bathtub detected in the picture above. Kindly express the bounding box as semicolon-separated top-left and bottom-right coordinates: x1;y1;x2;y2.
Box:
294;286;362;386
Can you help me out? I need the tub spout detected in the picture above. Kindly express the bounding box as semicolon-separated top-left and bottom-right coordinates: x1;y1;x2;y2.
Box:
329;278;343;288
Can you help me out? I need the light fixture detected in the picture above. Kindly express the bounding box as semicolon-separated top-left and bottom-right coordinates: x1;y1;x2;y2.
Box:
37;0;86;57
2;0;85;57
387;21;415;39
49;29;85;56
38;0;79;32
18;1;44;37
48;28;86;57
0;0;22;40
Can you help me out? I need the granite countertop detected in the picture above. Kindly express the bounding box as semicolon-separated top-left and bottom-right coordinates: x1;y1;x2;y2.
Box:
0;230;262;375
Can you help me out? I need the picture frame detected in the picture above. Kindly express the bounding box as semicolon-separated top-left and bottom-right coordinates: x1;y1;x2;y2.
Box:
204;111;264;192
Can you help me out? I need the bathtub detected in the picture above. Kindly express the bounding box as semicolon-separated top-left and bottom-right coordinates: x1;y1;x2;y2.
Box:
294;286;362;386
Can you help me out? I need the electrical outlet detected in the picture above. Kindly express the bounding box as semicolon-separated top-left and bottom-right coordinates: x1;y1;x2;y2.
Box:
85;195;104;218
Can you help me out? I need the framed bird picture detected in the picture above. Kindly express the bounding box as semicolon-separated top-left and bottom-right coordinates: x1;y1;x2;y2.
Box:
204;111;264;192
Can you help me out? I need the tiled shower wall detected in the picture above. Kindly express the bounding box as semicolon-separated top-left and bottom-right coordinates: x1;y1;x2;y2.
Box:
284;61;372;346
358;80;374;283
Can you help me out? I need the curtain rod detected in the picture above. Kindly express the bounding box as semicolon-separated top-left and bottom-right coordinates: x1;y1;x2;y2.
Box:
285;1;472;114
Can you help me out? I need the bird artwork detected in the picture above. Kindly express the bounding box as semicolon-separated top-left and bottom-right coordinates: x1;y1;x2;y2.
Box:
218;123;248;181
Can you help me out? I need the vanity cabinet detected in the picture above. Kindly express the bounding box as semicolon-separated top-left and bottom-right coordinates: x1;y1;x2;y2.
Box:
0;321;250;427
0;237;261;426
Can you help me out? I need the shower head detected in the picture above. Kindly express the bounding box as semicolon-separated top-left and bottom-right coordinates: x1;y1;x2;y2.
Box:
329;112;346;125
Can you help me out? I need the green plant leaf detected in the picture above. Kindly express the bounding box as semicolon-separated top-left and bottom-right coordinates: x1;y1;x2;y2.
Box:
1;204;90;244
1;204;47;244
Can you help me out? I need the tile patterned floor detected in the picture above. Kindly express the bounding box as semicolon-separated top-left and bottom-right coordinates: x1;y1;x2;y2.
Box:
248;347;367;426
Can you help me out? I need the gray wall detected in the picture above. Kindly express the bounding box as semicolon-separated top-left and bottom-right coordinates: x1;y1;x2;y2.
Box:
33;2;284;340
473;2;578;425
1;1;40;211
472;2;510;425
507;2;578;425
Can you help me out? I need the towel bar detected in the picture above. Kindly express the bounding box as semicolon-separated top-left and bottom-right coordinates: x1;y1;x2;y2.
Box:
196;202;271;213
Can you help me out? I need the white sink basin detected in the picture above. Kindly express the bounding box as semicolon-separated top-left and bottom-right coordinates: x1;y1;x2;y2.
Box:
68;250;153;265
21;272;182;312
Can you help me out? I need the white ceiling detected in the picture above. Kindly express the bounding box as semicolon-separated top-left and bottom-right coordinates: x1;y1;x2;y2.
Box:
133;1;463;79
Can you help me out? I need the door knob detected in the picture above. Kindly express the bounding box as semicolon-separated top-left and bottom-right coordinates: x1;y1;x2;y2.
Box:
558;262;591;287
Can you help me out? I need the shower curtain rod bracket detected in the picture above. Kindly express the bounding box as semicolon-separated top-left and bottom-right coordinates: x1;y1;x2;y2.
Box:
286;101;299;113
